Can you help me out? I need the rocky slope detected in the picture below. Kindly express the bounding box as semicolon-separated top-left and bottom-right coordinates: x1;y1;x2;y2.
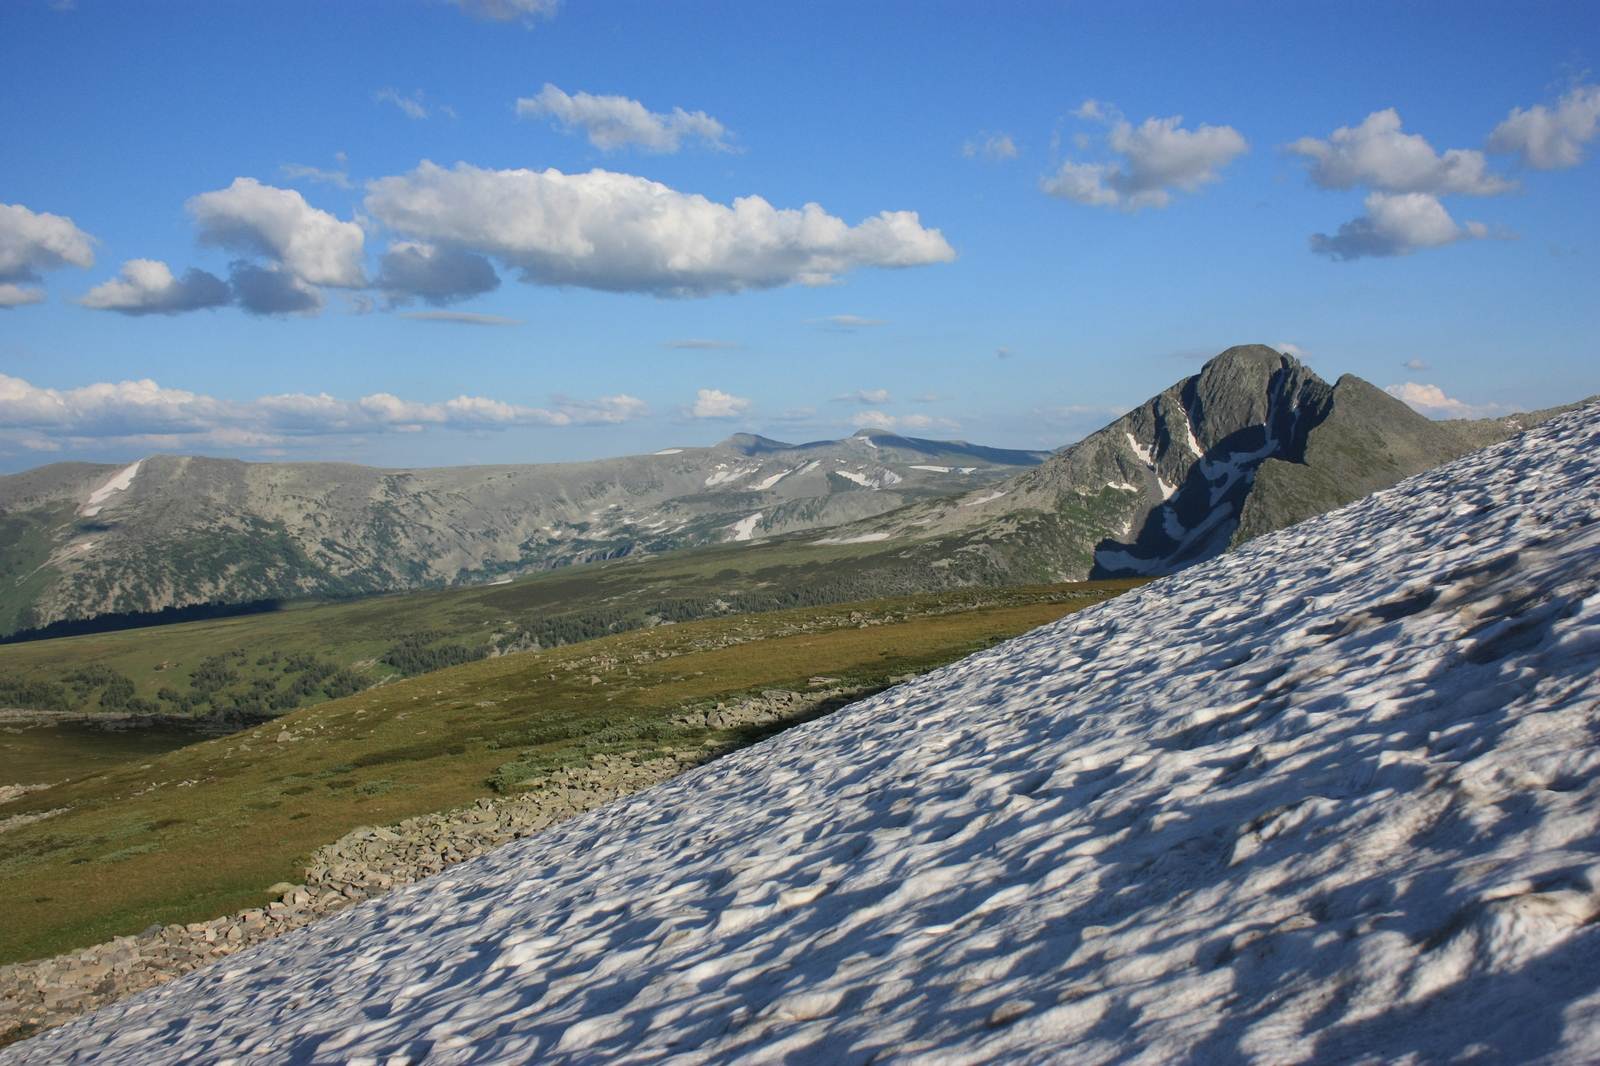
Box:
0;432;1046;633
815;344;1590;583
11;392;1596;1064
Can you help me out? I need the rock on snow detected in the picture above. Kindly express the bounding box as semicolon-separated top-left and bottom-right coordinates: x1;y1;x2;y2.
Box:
11;404;1600;1064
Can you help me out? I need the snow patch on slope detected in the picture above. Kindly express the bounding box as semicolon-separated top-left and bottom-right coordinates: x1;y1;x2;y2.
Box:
21;405;1600;1065
79;460;142;517
813;531;893;545
727;513;763;541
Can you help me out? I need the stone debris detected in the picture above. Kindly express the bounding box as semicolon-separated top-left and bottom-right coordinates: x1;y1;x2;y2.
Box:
0;683;888;1045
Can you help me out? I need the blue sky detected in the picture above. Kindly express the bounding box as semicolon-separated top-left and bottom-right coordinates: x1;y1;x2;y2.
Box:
0;0;1595;472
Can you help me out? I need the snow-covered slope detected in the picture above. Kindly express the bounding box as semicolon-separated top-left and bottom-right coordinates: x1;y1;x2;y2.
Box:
12;404;1600;1064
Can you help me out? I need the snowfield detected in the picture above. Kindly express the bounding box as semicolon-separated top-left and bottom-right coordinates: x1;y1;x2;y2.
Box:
11;404;1600;1065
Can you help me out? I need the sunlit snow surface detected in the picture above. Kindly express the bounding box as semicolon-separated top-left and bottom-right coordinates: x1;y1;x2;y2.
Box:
13;406;1600;1065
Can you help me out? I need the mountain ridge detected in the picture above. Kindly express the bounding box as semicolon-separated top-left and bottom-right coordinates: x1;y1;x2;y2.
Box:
0;431;1046;633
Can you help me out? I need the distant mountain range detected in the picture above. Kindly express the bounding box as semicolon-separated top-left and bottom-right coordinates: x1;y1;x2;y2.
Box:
0;430;1048;633
0;344;1587;637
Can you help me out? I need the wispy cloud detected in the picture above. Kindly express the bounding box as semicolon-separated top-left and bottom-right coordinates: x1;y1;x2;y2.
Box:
280;162;353;189
834;389;892;405
376;88;449;120
964;132;1018;162
397;311;524;325
665;338;739;349
440;0;559;25
807;315;890;327
1403;358;1431;371
996;348;1016;359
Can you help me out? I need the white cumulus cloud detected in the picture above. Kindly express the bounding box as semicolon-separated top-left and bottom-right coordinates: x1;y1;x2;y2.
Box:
1043;102;1248;212
1310;191;1492;261
0;372;648;451
0;203;96;307
364;161;955;297
0;284;47;308
686;389;753;419
517;84;730;153
1286;109;1514;195
1384;381;1513;420
851;411;939;430
188;177;367;290
78;259;231;316
1487;84;1600;170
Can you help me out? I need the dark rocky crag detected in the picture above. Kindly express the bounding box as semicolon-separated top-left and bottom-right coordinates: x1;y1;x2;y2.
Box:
816;345;1592;583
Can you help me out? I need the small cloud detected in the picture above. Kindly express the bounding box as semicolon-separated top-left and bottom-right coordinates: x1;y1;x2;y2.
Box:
1276;342;1313;361
851;411;947;431
78;259;231;316
834;389;892;405
516;84;730;153
686;388;753;419
397;311;525;325
807;315;889;327
280;163;353;189
1403;358;1431;371
1486;83;1600;171
773;407;818;421
440;0;559;24
1384;382;1515;420
996;348;1016;359
911;391;939;403
665;338;739;349
1309;191;1495;260
1043;102;1248;212
963;132;1018;162
376;88;432;120
0;284;47;309
1286;109;1514;196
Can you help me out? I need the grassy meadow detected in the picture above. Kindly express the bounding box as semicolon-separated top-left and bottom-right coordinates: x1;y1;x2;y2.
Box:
0;579;1143;965
0;533;1068;721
